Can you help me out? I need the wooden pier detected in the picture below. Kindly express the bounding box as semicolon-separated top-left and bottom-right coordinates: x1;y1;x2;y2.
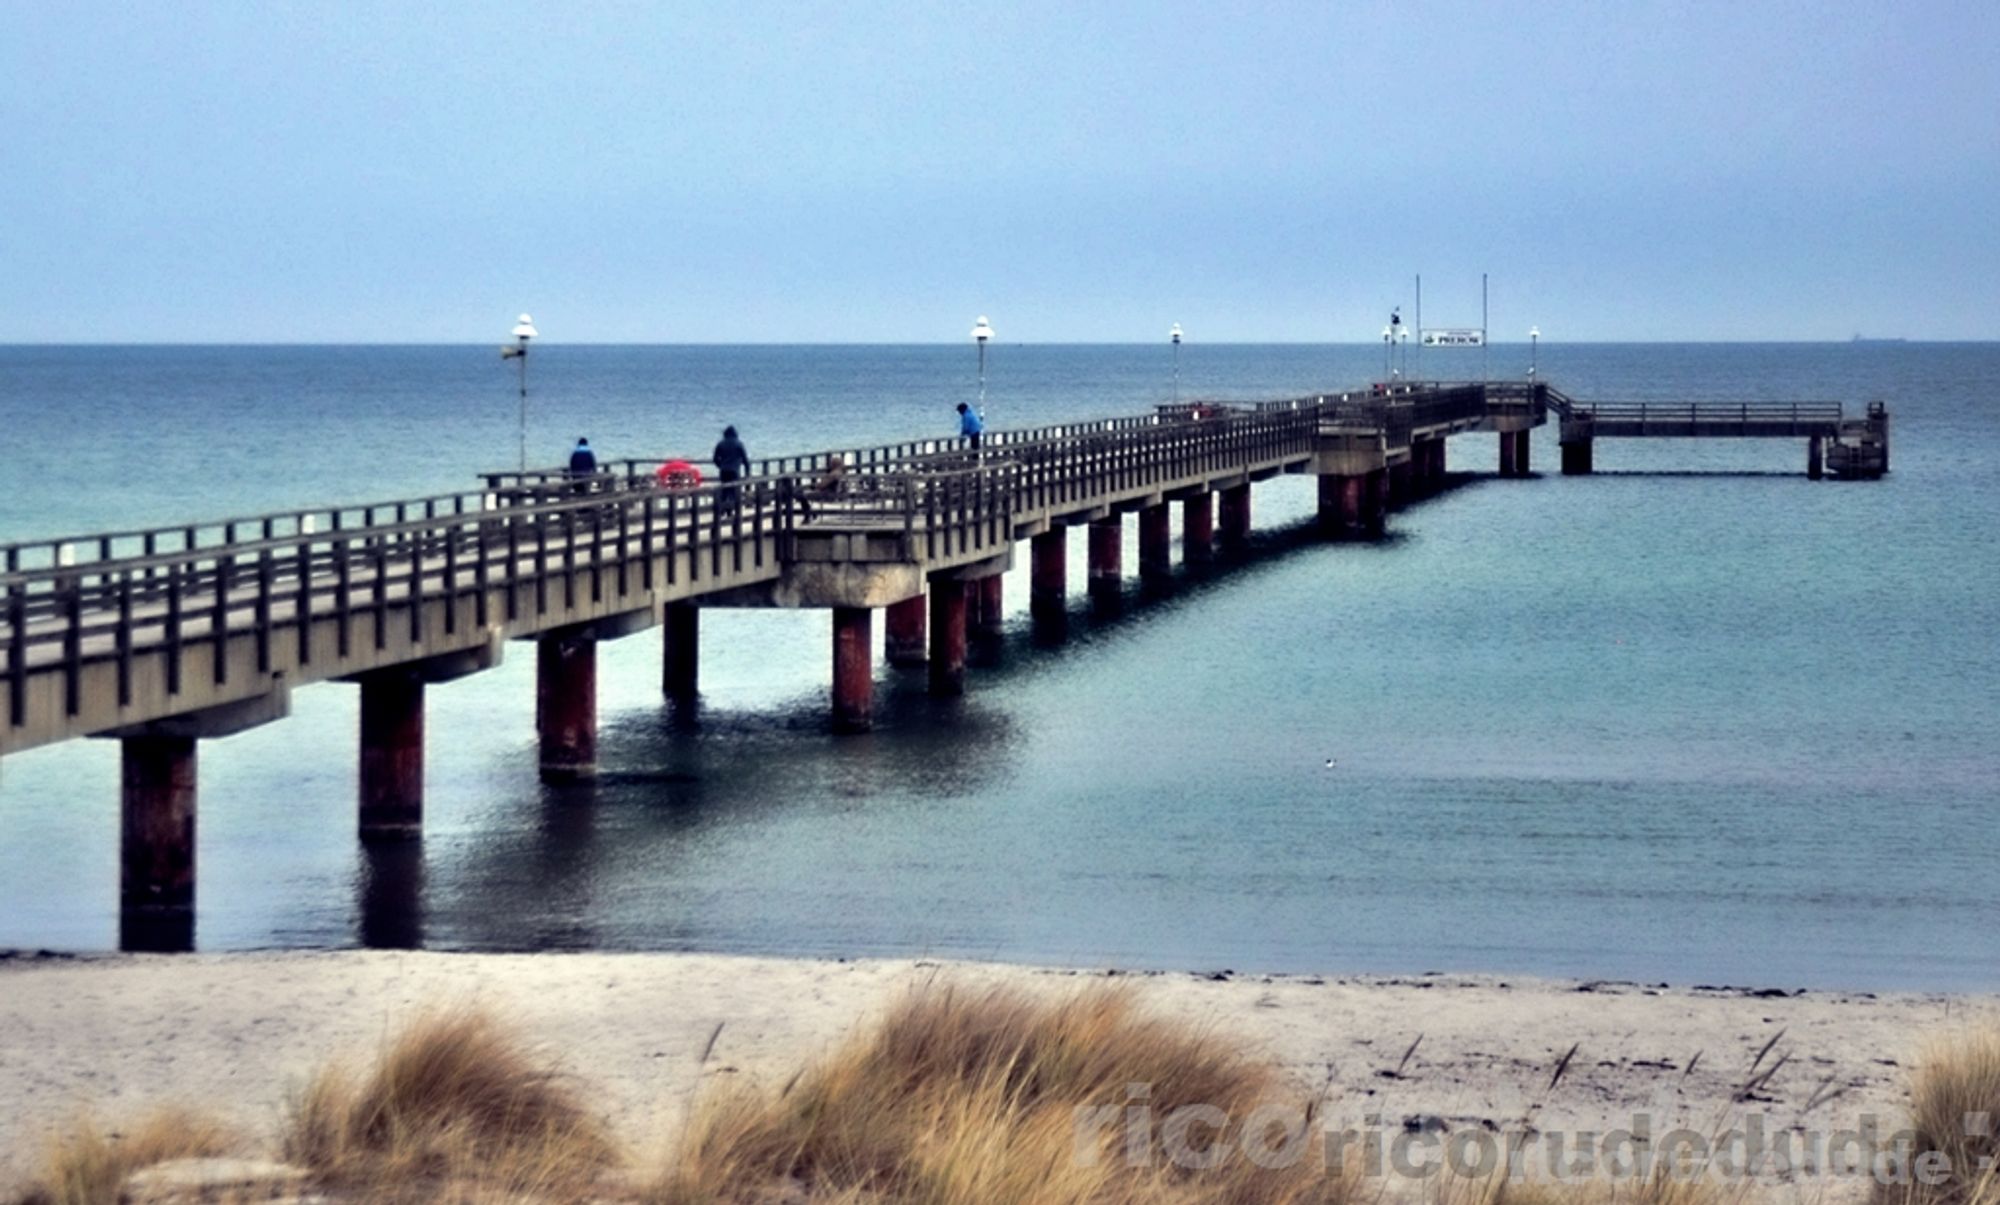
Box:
0;379;1890;948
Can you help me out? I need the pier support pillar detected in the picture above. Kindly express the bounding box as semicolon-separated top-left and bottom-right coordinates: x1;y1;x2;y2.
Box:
1318;474;1376;538
885;594;927;666
1138;503;1172;583
1807;435;1825;480
1030;530;1066;624
1365;468;1389;529
536;630;597;782
1409;439;1439;495
1431;437;1449;482
358;670;424;840
1182;493;1213;565
929;578;968;695
1561;438;1594;475
1219;484;1252;550
1499;430;1531;477
1088;517;1123;598
121;734;197;952
1388;458;1415;508
971;574;1005;637
662;602;699;699
831;606;873;733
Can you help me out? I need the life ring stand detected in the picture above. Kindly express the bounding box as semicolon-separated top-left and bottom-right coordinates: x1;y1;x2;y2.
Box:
655;460;703;490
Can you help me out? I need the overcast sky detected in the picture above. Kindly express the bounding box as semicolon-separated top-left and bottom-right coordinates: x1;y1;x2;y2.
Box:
3;1;1995;343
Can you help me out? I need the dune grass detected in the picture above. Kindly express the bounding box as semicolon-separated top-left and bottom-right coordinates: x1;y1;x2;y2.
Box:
652;982;1355;1204
14;1107;237;1205
1879;1026;2000;1205
15;988;2000;1204
282;1006;620;1200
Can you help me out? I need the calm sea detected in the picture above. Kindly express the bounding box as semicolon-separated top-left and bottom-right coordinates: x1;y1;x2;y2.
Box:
1;343;1995;990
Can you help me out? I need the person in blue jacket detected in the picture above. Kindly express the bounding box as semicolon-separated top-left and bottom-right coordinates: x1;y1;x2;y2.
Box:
568;437;597;476
956;402;983;450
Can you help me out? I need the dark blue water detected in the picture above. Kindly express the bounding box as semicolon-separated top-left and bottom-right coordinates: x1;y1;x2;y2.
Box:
2;343;1995;989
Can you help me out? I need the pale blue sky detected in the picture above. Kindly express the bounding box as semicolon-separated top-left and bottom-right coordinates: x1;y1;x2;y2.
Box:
3;1;1995;342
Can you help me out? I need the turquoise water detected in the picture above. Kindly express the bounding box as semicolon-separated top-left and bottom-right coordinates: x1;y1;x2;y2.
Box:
1;344;1995;989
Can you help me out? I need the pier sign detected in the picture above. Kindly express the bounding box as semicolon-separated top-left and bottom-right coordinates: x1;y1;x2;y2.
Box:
1421;328;1485;347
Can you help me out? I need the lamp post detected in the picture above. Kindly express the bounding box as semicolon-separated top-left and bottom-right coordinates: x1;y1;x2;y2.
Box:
1395;327;1410;380
1529;326;1539;380
1170;323;1183;403
970;315;993;419
501;313;538;472
1382;325;1393;380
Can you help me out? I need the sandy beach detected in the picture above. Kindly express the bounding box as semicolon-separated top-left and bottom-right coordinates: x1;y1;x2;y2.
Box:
2;949;1995;1195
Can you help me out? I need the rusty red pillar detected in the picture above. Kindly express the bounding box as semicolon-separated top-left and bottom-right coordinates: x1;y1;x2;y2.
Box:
1388;457;1415;507
1364;468;1389;531
359;670;424;839
831;606;873;733
1319;474;1370;537
885;593;927;666
1316;474;1340;534
1088;516;1122;597
972;574;1005;637
929;578;967;695
1219;484;1252;549
1182;493;1213;564
537;630;597;782
1138;503;1172;583
121;734;197;951
1410;439;1437;494
662;601;699;699
1030;530;1066;623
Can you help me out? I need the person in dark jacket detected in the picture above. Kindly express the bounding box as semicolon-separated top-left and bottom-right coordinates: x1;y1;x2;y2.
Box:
568;437;598;494
713;425;749;514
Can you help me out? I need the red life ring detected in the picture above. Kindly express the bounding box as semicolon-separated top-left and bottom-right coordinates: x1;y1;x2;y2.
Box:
655;460;703;489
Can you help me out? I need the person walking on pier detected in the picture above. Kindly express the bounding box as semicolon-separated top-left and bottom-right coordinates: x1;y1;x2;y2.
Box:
957;402;983;450
713;425;749;514
568;437;598;494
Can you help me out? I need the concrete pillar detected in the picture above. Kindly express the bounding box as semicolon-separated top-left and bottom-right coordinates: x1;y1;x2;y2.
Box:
1388;458;1415;508
1431;438;1448;481
885;594;927;666
1515;430;1531;476
1561;438;1594;475
662;601;699;698
831;606;873;733
929;578;967;696
357;839;423;951
1030;530;1066;622
1138;503;1172;582
1365;468;1389;531
1499;431;1519;477
1087;516;1122;597
972;574;1005;637
1182;493;1213;565
536;631;597;782
359;671;424;840
1219;484;1252;549
1807;435;1824;480
1318;474;1371;537
1408;440;1435;495
121;734;197;952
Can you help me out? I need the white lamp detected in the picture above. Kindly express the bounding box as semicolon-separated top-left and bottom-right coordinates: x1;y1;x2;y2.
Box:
502;313;538;472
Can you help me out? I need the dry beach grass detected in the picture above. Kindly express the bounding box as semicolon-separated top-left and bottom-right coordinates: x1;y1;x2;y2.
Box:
5;952;2000;1203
